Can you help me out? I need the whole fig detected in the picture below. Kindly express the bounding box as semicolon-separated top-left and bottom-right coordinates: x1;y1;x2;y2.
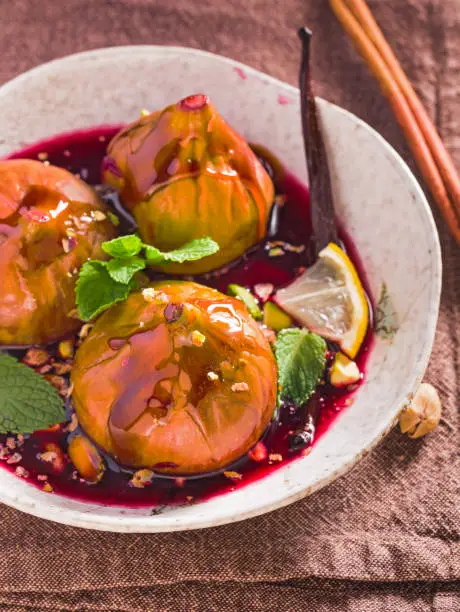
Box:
103;95;274;274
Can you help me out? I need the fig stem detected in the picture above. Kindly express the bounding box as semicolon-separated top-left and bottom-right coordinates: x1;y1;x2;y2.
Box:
298;27;338;258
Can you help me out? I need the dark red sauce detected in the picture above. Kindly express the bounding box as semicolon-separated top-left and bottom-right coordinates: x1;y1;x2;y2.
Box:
1;126;373;510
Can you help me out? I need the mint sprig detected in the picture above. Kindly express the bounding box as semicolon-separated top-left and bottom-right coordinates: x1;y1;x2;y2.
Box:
274;328;327;406
76;235;219;321
0;353;65;434
145;237;219;264
76;261;135;321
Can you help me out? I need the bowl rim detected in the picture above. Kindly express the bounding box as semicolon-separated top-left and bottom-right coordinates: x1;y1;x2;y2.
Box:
0;45;442;532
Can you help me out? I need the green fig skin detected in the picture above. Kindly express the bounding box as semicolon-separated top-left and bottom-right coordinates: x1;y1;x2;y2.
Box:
103;95;274;274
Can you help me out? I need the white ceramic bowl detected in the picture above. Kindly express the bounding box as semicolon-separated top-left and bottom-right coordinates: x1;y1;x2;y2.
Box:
0;46;441;532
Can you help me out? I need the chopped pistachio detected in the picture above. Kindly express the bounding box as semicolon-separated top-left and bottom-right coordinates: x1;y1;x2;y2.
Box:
224;471;242;481
130;469;154;488
92;210;107;222
330;353;361;387
263;302;292;331
191;330;206;347
58;338;74;360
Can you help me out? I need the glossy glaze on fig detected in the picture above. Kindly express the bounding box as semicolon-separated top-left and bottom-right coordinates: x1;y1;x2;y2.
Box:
103;95;274;274
0;160;116;346
72;281;277;474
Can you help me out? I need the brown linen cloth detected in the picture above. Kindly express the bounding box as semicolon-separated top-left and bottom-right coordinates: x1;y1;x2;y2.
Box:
0;0;459;610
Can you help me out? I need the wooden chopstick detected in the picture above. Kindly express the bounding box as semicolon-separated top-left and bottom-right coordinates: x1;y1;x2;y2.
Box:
329;0;460;245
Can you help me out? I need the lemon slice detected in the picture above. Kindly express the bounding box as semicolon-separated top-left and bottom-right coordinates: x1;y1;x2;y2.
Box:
276;242;368;358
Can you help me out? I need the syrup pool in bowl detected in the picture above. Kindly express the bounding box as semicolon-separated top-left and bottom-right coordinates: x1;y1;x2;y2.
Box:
0;126;373;509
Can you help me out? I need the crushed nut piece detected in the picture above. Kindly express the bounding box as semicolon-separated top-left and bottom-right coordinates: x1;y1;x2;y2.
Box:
130;469;153;488
66;382;74;399
6;437;15;450
79;323;93;341
43;482;54;493
268;453;283;463
39;451;57;463
224;471;243;481
58;338;74;360
155;292;169;305
231;382;249;393
23;348;49;367
164;302;184;323
186;496;194;503
37;152;48;161
92;210;107;222
37;474;48;481
15;466;29;478
7;453;22;464
254;283;274;302
107;211;120;226
63;149;71;157
38;364;53;374
65;412;79;433
142;288;158;302
67;308;80;320
16;434;24;446
174;477;186;488
268;247;284;257
0;447;9;460
399;383;441;439
45;375;68;397
52;361;72;375
207;371;219;382
98;135;106;142
283;243;305;254
140;108;150;117
191;330;206;347
62;237;71;253
330;353;361;388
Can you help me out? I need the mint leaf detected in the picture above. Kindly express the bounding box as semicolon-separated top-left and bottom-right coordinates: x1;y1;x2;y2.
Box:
76;261;133;321
77;235;220;319
102;234;143;258
274;329;327;405
106;256;146;284
0;353;65;434
145;237;219;265
144;245;163;264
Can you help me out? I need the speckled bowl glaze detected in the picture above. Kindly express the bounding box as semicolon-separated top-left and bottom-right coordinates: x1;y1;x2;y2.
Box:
0;46;441;532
